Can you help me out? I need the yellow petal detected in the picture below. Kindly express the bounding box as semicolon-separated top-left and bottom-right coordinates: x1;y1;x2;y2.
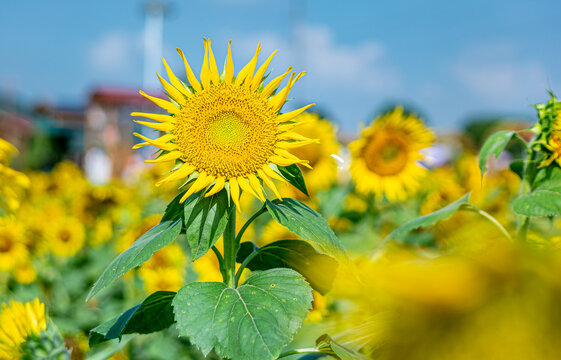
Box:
278;138;319;149
139;91;179;114
144;151;182;163
229;177;242;212
275;104;316;123
258;170;282;200
162;57;192;98
133;133;177;151
268;72;295;112
156;163;195;186
251;49;277;91
181;172;214;202
277;132;315;141
177;48;202;92
236;43;261;86
131;112;174;123
205;177;226;197
134;120;174;132
275;148;301;160
156;72;186;103
200;38;211;90
248;173;266;202
207;38;220;85
262;164;288;183
237;176;259;199
270;155;309;167
224;40;234;84
261;66;292;98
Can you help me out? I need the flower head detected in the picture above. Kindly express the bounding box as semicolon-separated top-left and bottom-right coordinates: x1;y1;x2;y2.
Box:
133;39;315;210
0;299;46;359
349;107;434;201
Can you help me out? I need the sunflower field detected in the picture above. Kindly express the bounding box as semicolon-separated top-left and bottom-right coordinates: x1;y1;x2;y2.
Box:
2;39;561;360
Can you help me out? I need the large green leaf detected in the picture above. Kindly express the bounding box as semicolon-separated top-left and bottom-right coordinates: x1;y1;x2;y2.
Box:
86;220;182;301
478;130;515;175
89;291;176;347
185;190;230;260
265;198;347;261
237;240;338;295
512;190;561;217
275;164;309;198
388;193;471;240
173;268;312;360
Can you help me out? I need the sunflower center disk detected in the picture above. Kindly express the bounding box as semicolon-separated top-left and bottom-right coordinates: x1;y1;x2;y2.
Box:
364;132;410;176
174;83;278;179
0;235;13;252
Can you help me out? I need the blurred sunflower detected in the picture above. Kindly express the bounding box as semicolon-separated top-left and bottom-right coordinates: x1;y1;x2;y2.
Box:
0;219;29;272
48;217;85;257
288;113;339;192
0;299;46;359
0;138;29;214
132;39;315;210
139;267;184;293
350;107;434;201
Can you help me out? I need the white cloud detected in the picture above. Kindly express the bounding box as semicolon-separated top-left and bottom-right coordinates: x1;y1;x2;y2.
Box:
86;31;141;75
233;23;401;94
452;42;548;104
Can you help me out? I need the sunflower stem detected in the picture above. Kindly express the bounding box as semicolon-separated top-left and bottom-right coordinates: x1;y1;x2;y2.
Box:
235;204;267;245
516;141;537;241
223;205;237;288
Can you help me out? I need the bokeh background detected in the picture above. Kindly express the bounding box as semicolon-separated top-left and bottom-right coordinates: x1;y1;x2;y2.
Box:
1;0;560;177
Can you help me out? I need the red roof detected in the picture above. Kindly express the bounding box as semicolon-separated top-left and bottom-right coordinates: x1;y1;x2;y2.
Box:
89;87;164;107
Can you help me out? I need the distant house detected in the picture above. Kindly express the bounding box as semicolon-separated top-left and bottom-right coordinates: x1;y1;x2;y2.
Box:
84;87;163;183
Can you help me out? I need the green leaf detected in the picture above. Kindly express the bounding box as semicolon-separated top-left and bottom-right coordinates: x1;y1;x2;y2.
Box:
266;198;347;261
275;164;310;198
237;240;338;295
388;193;471;240
478;130;515;175
185;190;230;260
89;291;176;347
173;268;313;360
315;334;368;360
86;220;182;301
533;166;561;192
161;190;188;223
512;190;561;216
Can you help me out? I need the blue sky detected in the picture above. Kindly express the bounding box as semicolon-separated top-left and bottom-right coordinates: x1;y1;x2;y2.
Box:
1;0;560;134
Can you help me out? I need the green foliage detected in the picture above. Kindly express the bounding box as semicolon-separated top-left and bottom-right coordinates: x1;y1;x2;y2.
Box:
237;240;338;295
275;164;310;198
89;291;176;347
315;334;368;360
388;193;471;240
184;190;230;260
161;190;188;224
86;220;182;301
478;130;515;176
512;190;561;217
173;269;313;360
266;198;347;260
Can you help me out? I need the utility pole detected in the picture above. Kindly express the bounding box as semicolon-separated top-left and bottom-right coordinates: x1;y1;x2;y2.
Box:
143;2;167;90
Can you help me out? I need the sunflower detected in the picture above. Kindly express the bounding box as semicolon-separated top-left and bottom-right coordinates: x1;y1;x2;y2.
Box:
132;39;315;210
349;107;434;202
48;217;85;257
0;299;46;359
539;130;561;168
139;267;184;294
288;113;340;192
0;219;28;272
0;138;29;214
